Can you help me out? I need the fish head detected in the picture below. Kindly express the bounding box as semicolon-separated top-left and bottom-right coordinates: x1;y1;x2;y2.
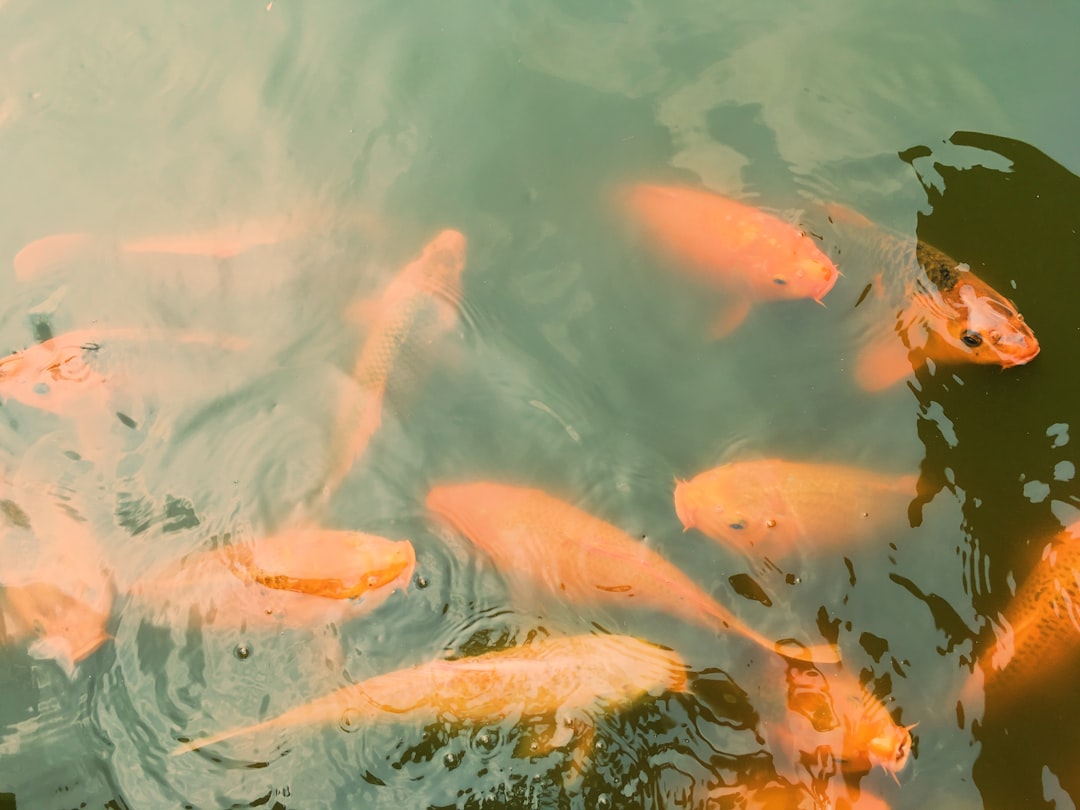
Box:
244;531;417;600
760;242;839;303
923;277;1039;368
6;581;111;670
416;229;468;293
673;473;782;551
337;537;416;599
866;720;914;777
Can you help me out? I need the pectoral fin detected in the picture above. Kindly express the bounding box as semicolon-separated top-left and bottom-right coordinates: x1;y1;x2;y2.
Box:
854;333;916;392
707;297;753;340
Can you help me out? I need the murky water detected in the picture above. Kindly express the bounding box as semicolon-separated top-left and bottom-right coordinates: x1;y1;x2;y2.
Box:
2;1;1079;808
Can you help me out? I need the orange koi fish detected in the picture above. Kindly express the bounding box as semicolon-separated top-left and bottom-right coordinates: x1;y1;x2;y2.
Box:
0;487;114;676
622;184;839;336
0;581;111;672
13;209;383;279
129;527;415;628
716;781;890;810
674;459;918;559
426;482;837;665
964;518;1080;711
322;229;467;498
826;203;1039;391
0;327;249;417
775;659;913;779
172;632;688;755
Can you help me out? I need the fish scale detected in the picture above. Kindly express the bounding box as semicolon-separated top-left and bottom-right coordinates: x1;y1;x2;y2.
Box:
977;523;1080;707
172;634;689;755
318;230;467;501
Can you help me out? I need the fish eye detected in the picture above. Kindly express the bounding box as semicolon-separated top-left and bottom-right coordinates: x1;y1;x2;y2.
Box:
728;520;747;531
772;277;788;286
961;330;983;347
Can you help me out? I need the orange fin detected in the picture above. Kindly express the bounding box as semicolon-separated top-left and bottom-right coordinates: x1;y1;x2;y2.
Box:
823;202;877;229
854;334;914;392
13;233;98;280
707;297;752;339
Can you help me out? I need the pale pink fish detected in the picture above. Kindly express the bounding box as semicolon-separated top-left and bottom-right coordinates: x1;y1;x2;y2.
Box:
128;527;416;629
0;327;249;417
13;208;385;279
172;633;688;755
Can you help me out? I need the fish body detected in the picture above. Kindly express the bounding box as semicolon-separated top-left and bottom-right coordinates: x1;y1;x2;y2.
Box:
0;327;249;417
777;660;912;777
0;581;111;674
0;488;114;676
426;482;836;664
323;229;467;496
173;633;688;754
674;458;917;558
622;184;838;336
827;205;1039;391
130;528;415;628
13;209;384;279
716;781;890;810
968;519;1080;710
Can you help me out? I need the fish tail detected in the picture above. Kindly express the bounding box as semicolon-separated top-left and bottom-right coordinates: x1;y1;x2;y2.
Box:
706;607;841;665
171;721;267;756
171;686;367;756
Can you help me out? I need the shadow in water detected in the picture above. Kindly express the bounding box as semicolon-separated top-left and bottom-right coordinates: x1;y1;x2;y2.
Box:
905;131;1080;809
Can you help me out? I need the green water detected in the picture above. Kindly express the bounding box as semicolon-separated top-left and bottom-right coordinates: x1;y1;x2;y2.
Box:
2;1;1079;807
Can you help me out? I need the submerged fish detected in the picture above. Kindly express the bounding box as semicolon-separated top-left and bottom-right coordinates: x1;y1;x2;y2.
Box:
776;658;913;779
426;482;837;665
964;518;1080;712
674;458;918;559
827;203;1039;391
0;327;249;417
714;781;890;810
129;527;415;628
0;487;114;676
13;209;383;279
0;581;112;674
172;632;688;755
621;184;839;336
321;229;468;499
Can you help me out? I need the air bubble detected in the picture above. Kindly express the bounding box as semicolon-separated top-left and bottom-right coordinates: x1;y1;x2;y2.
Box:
233;643;252;660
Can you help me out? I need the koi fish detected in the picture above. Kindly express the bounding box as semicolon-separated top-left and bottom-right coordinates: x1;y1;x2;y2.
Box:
129;527;416;628
717;781;891;810
826;203;1039;391
621;184;839;337
321;229;467;498
776;659;913;779
964;518;1080;711
425;482;837;665
13;209;384;279
0;327;249;417
0;487;114;676
0;581;112;675
674;458;918;559
172;632;688;755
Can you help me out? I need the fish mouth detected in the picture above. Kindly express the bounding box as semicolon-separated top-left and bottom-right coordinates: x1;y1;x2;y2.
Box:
672;480;694;529
999;341;1040;367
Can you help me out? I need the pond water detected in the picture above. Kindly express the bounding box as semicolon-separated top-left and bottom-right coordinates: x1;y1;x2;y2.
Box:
1;2;1079;808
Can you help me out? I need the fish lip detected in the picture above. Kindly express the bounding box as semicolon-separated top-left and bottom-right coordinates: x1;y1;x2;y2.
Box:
999;346;1040;367
672;481;694;529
